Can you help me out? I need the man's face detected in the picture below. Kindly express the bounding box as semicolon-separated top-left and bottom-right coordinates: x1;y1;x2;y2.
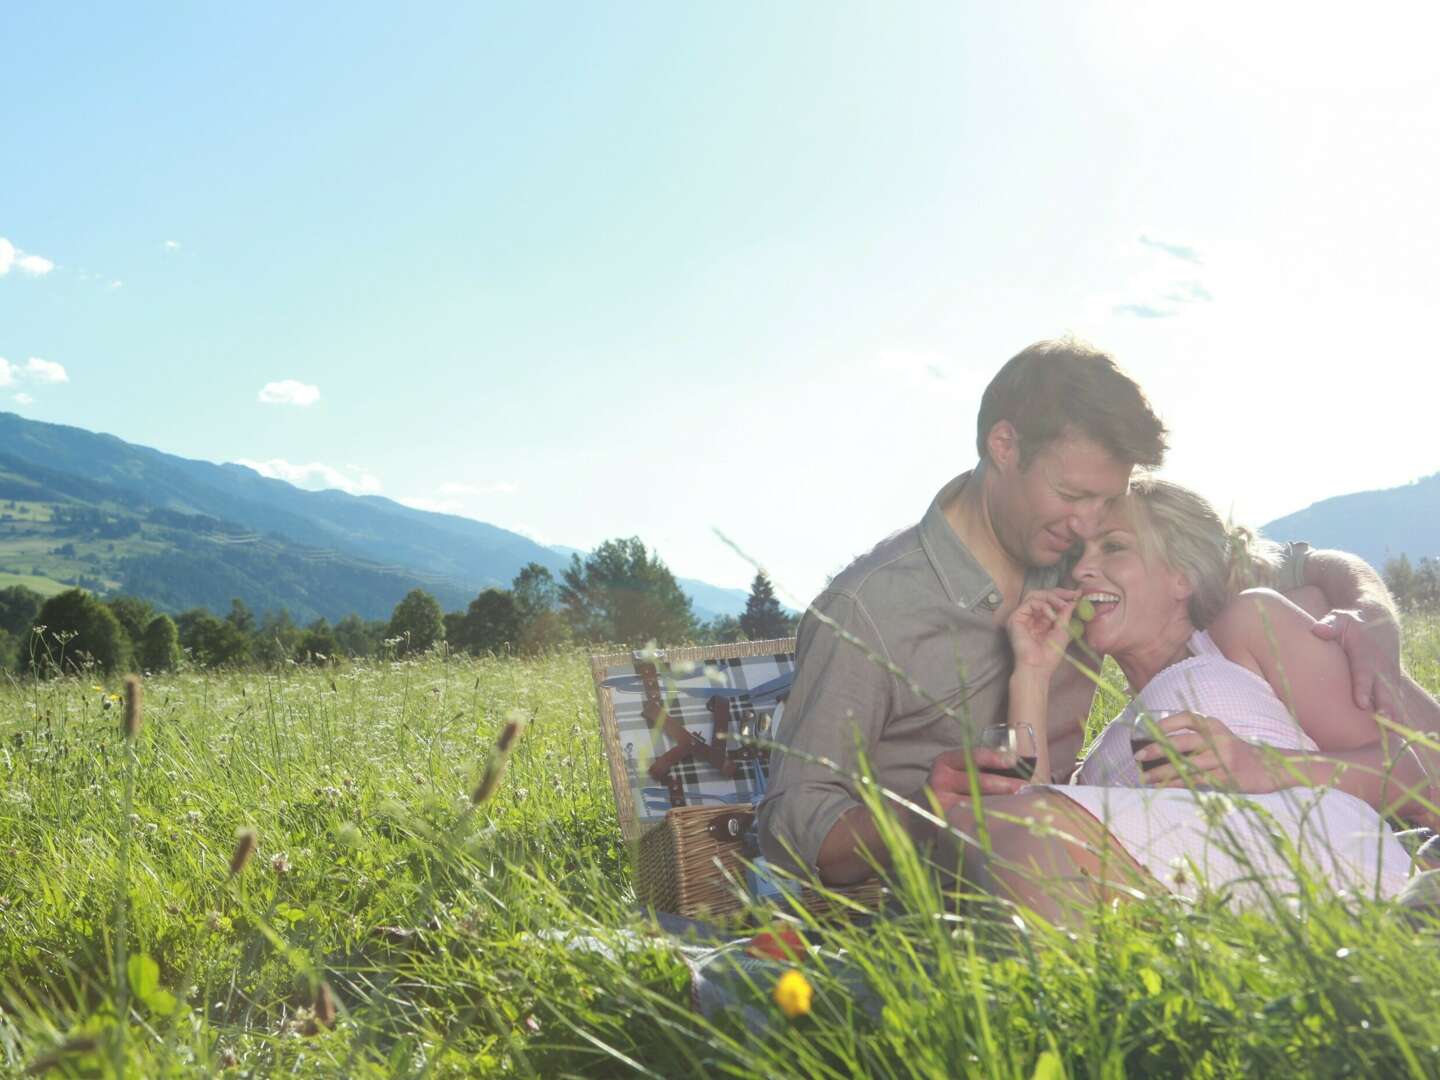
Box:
990;432;1133;568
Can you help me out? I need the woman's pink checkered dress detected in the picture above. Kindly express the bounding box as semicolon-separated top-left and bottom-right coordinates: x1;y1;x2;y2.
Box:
1049;630;1414;905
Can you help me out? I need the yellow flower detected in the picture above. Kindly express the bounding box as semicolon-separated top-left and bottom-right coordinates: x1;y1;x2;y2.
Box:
773;969;813;1019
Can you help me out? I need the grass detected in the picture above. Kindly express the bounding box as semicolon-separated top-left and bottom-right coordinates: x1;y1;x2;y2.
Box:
0;572;69;597
1;622;1439;1077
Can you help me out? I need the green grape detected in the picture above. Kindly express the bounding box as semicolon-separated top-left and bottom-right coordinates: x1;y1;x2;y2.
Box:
1076;597;1096;622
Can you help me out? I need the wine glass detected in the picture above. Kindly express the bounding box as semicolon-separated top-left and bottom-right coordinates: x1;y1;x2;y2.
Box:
978;723;1039;781
1130;708;1188;773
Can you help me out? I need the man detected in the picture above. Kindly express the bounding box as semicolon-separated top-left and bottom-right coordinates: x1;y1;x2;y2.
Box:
757;339;1400;886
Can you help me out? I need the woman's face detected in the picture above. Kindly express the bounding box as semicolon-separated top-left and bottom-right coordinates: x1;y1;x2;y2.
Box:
1069;502;1191;655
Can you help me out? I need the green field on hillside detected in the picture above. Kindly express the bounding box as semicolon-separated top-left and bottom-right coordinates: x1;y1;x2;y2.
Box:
3;626;1440;1077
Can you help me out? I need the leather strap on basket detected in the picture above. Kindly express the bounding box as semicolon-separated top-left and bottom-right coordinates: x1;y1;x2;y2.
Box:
709;696;764;762
637;660;735;807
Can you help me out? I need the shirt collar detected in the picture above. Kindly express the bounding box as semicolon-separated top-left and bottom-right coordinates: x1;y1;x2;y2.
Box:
919;470;1002;610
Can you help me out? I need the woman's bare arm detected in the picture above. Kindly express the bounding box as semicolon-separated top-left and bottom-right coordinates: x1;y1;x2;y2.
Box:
1208;589;1440;823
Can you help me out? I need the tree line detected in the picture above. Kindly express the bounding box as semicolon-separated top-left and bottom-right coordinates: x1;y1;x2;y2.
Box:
1384;554;1440;613
0;537;797;675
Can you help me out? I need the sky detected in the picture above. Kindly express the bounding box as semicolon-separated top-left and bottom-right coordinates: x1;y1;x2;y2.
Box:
3;2;1439;608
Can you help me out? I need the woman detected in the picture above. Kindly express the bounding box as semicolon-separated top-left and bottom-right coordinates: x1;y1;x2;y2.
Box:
947;477;1436;922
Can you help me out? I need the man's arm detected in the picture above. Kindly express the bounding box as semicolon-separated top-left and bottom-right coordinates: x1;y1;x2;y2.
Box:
1159;588;1440;825
756;590;895;885
758;590;1026;886
1281;545;1403;715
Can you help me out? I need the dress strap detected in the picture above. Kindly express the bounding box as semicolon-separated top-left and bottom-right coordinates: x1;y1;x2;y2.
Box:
1187;629;1223;657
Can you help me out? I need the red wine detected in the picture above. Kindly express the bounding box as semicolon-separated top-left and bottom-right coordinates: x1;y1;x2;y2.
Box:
992;755;1038;781
1130;735;1167;771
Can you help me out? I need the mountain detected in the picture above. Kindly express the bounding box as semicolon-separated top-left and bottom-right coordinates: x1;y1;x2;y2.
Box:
1262;473;1440;570
0;412;745;623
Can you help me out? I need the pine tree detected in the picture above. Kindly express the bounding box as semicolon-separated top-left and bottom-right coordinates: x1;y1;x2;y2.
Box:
739;571;791;641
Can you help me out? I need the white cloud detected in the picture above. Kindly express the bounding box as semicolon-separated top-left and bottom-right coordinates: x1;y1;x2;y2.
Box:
0;237;55;277
13;393;33;406
400;479;519;516
233;458;382;495
435;480;518;496
510;523;552;547
25;358;69;383
258;379;320;407
866;349;978;404
397;495;466;515
1138;234;1202;264
1097;236;1217;321
0;359;12;387
163;240;181;250
16;254;54;276
108;280;123;290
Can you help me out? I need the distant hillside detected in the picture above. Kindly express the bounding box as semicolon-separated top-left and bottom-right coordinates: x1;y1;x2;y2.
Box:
1262;472;1440;569
0;413;749;623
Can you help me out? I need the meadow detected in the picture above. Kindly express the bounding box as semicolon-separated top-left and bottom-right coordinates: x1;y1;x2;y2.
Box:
3;620;1440;1077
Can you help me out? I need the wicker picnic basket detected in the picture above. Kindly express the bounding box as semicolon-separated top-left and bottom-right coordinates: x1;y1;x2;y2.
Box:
591;637;885;920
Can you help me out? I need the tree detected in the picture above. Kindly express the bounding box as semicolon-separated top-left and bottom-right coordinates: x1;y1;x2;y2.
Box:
139;614;181;672
559;538;696;645
740;571;792;641
334;613;384;658
297;618;338;663
387;589;445;653
106;595;157;649
1385;555;1418;611
1416;557;1440;611
701;614;746;644
29;589;129;675
513;563;559;622
511;563;569;653
443;611;468;653
463;589;521;655
253;609;301;667
176;608;251;668
0;585;42;638
226;598;256;635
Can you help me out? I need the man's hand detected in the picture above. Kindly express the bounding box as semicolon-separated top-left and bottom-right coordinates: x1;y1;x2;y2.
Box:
1310;608;1403;716
1137;712;1291;792
928;747;1027;813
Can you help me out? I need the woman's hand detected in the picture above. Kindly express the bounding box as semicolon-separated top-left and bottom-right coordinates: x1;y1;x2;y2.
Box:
1006;587;1080;679
1137;712;1294;793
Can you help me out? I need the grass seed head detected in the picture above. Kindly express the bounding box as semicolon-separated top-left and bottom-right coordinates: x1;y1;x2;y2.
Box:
471;714;528;804
122;675;143;739
496;713;526;753
314;982;337;1029
229;828;258;876
24;1036;100;1076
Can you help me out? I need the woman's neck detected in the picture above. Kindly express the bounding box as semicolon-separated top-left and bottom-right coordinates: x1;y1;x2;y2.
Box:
1113;615;1197;691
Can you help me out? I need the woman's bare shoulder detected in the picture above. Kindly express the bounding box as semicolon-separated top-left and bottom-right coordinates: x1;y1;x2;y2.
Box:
1209;588;1316;660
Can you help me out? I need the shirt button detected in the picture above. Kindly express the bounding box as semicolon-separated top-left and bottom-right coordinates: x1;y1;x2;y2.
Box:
987;591;1001;606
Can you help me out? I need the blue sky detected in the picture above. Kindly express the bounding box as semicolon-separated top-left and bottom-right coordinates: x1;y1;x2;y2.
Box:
4;2;1439;605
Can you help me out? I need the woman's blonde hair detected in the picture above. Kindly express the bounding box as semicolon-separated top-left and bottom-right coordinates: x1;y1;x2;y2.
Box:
1125;475;1284;628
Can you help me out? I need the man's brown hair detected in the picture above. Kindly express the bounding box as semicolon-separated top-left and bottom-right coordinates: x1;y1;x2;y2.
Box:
975;338;1168;468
